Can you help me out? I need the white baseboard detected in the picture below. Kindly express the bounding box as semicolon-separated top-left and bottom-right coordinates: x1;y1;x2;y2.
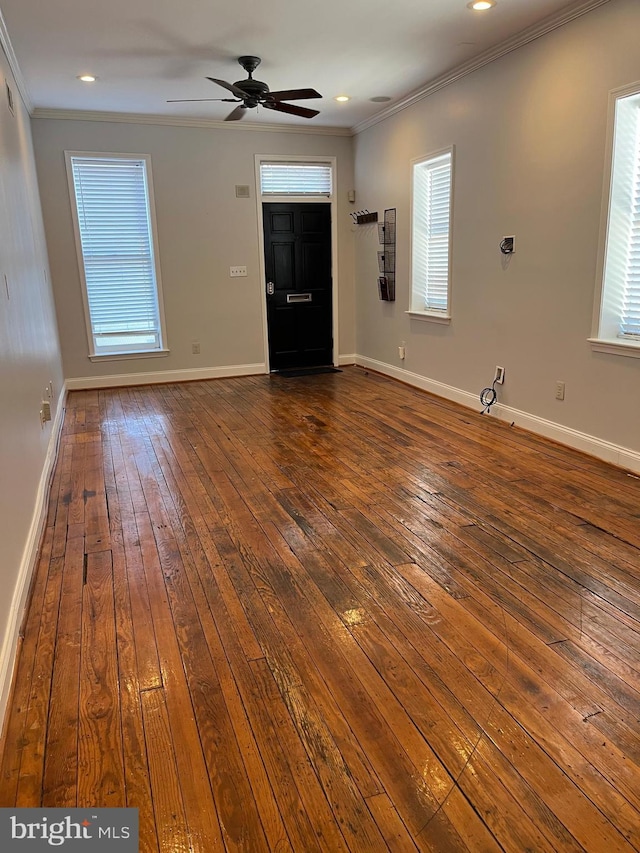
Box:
355;356;640;475
0;384;67;735
66;362;267;390
338;354;357;366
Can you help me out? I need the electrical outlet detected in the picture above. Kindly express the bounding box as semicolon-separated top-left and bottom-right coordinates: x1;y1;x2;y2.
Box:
230;266;247;278
398;344;406;360
555;381;565;400
192;342;201;354
495;366;505;384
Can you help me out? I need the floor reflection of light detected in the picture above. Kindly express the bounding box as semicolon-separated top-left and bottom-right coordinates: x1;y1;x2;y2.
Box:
342;607;367;626
417;759;455;807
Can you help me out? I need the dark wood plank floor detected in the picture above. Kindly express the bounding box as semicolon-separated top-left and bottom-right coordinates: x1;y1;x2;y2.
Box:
2;366;640;851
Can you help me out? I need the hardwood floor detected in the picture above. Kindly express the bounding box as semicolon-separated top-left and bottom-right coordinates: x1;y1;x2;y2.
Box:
1;366;640;851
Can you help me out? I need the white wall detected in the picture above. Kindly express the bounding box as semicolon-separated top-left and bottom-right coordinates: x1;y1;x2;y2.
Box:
31;118;355;383
353;0;640;463
0;44;64;724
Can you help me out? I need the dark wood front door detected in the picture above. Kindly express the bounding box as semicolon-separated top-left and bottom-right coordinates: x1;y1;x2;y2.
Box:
263;202;333;371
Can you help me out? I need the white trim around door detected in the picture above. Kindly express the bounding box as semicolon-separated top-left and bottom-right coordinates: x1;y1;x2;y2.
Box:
254;154;339;371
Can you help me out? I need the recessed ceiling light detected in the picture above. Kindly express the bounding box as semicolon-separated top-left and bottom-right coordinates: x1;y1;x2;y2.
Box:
467;0;496;9
370;96;392;103
334;95;350;102
77;75;97;83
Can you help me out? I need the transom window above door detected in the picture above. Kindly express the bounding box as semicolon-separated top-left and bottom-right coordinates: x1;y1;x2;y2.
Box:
259;162;332;196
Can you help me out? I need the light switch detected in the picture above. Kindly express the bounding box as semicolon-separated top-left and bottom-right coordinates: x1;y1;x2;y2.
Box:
230;266;247;277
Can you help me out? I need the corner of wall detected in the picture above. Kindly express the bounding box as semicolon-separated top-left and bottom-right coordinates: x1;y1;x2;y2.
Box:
0;384;66;736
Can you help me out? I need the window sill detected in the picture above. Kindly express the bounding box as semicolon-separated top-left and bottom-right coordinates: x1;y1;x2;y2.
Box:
405;310;451;325
588;338;640;359
89;348;170;363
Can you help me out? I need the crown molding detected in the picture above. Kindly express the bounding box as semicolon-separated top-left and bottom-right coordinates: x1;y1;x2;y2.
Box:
352;0;612;135
0;6;33;113
7;0;610;137
30;108;353;136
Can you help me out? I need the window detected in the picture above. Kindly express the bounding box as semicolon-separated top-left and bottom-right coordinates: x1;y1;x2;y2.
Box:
592;85;640;355
66;152;166;358
410;148;453;319
260;162;332;196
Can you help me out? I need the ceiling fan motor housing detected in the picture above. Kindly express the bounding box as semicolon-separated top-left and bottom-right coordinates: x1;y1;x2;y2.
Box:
234;78;270;105
235;56;270;106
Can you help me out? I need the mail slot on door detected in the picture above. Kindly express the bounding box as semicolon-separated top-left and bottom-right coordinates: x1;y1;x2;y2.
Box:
287;293;312;303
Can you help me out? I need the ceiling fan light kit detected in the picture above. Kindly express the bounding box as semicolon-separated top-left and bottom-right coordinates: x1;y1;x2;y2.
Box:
169;55;323;121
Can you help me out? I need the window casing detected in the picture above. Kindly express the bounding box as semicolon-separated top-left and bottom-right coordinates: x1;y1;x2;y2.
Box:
410;148;453;319
592;85;640;356
66;152;167;358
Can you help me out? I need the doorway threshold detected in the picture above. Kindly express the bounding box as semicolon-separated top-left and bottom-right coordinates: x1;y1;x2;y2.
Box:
272;367;342;378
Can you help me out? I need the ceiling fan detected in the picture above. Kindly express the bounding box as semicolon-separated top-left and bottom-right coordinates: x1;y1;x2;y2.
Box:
167;55;322;121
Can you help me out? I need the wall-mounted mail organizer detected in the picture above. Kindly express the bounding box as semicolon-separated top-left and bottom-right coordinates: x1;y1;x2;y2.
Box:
351;210;378;224
377;208;396;301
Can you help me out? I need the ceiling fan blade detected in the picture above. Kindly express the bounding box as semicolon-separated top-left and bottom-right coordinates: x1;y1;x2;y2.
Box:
225;105;248;121
167;98;240;103
264;101;320;119
206;77;247;98
268;88;322;101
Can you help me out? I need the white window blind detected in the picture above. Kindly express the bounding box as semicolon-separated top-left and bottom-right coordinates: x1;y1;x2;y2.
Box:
260;162;332;196
412;152;452;313
603;93;640;339
68;154;164;356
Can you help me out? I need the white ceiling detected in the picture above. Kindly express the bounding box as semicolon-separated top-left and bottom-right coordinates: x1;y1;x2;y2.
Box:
0;0;606;129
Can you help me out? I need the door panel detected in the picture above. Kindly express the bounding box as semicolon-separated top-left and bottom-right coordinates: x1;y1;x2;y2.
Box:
301;243;330;288
301;210;327;232
270;305;297;354
273;243;295;289
272;212;294;232
263;202;332;371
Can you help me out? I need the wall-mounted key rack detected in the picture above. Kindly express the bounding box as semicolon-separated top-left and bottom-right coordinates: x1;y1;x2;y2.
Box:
351;210;379;224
